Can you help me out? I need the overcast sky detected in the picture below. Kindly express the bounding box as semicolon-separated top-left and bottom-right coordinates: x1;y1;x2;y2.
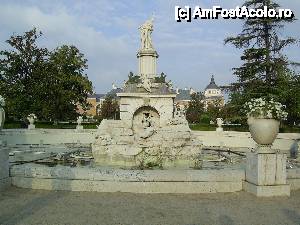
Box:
0;0;299;93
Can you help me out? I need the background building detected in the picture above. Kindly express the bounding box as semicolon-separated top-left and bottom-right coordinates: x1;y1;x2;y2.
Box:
204;75;225;109
77;84;122;117
79;76;225;117
174;88;195;108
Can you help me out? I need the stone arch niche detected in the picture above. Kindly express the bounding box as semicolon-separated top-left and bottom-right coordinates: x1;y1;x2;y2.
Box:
132;106;160;135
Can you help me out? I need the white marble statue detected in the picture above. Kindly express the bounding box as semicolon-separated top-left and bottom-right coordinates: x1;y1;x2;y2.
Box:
27;113;37;130
76;116;83;131
139;17;154;50
168;107;188;125
216;118;223;132
140;114;155;139
137;75;152;92
77;116;83;125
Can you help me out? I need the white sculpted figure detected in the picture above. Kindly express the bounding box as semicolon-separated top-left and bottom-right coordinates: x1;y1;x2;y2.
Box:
139;17;154;50
137;75;152;92
168;106;188;125
140;114;155;139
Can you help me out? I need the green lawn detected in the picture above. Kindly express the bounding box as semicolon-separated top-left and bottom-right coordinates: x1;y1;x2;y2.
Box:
3;121;300;133
189;123;249;132
189;123;300;133
3;121;99;129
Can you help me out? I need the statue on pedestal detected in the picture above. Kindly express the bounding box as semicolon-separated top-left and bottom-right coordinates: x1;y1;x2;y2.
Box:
137;75;152;92
139;17;154;50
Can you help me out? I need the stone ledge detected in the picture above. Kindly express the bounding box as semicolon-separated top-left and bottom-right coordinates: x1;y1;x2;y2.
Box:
12;177;243;194
287;168;300;179
243;181;290;197
287;178;300;191
10;164;245;182
0;178;11;191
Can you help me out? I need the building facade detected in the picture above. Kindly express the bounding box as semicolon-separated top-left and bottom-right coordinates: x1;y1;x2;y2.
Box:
204;75;225;109
80;75;225;117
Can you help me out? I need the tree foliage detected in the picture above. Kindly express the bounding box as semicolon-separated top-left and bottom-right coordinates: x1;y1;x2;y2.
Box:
186;92;205;123
46;45;93;121
225;0;299;123
0;28;48;119
206;99;223;121
99;95;120;120
0;28;93;121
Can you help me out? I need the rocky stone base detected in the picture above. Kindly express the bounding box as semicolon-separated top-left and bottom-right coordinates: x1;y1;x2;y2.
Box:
92;119;202;168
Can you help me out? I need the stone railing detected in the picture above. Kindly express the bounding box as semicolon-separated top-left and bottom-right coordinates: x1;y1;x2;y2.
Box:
192;131;300;153
0;129;299;153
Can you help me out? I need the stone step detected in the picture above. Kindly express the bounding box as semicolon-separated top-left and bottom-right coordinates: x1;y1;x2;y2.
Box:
10;164;245;182
12;177;243;194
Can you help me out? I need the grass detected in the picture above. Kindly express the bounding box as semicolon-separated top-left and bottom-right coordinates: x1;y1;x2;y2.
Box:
3;121;99;129
190;123;300;133
189;123;216;131
189;123;249;132
3;121;300;133
279;126;300;133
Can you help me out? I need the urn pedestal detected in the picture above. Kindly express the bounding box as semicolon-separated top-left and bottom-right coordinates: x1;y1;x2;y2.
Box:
76;125;83;132
244;117;290;197
216;118;223;133
244;152;290;197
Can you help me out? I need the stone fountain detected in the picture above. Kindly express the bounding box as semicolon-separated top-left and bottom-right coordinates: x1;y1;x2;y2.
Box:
92;18;202;168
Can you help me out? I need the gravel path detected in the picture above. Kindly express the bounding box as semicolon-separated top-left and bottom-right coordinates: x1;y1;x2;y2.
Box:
0;187;300;225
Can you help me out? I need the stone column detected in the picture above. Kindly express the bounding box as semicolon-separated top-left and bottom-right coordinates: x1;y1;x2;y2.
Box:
244;150;290;197
137;49;159;79
0;145;10;191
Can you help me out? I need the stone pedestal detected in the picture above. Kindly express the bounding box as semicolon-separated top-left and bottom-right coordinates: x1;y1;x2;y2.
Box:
137;49;158;79
216;127;223;132
244;152;290;197
28;124;35;130
76;125;83;132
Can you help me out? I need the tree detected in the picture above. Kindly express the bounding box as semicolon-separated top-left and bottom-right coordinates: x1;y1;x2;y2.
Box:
100;95;119;120
45;45;93;121
206;99;223;121
0;28;49;119
0;28;93;121
186;92;205;123
225;0;299;123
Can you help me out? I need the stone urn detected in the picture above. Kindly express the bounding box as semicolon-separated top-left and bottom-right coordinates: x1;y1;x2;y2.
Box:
0;107;5;130
247;117;280;145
